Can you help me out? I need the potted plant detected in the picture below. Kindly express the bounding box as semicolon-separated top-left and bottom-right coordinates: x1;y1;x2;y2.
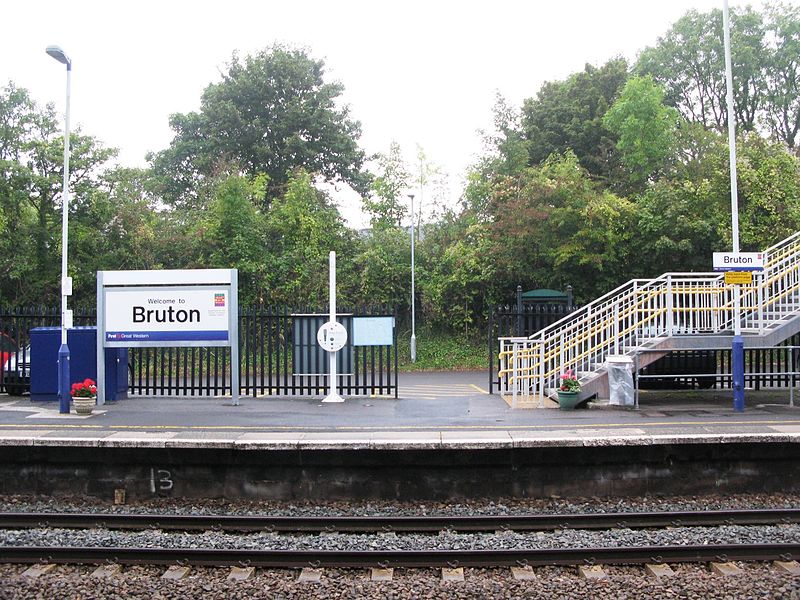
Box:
557;369;582;410
71;378;97;415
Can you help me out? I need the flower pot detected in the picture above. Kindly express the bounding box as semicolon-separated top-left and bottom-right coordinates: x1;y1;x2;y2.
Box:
557;391;581;410
73;396;95;415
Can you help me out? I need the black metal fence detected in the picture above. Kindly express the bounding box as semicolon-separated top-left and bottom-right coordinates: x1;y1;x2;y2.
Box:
488;303;576;392
0;307;397;398
489;304;800;393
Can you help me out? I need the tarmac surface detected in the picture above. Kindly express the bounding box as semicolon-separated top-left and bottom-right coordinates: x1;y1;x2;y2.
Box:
0;371;799;448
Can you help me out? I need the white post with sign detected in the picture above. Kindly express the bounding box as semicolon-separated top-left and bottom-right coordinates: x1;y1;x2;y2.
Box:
320;251;346;403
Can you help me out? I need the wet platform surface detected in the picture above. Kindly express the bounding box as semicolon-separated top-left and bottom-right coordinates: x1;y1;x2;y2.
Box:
0;371;799;449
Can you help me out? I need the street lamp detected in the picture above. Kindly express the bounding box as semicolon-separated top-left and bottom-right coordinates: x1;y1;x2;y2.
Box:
408;194;417;362
721;2;744;412
46;45;72;414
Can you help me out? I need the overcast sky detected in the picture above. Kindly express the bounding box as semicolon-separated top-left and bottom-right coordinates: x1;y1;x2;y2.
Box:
2;0;776;226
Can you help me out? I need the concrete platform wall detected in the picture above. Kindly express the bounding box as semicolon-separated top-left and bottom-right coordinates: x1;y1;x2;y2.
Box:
1;442;798;501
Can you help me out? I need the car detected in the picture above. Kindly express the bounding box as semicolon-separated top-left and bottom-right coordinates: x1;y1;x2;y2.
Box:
3;345;30;396
0;333;17;369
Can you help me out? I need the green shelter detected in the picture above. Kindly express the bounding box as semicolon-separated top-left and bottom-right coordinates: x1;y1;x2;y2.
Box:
521;288;571;305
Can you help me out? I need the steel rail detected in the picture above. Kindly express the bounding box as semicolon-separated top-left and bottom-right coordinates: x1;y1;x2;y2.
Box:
1;508;798;533
1;543;797;568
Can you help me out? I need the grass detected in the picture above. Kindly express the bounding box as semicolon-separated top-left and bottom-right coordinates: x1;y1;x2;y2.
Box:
396;328;486;371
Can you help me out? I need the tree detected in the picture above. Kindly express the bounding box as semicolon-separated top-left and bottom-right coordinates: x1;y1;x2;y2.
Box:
521;58;629;184
193;173;269;305
363;142;410;229
353;226;410;311
0;82;116;305
69;167;164;304
603;76;680;186
483;151;634;303
261;169;355;306
764;2;800;148
636;5;769;134
151;45;370;208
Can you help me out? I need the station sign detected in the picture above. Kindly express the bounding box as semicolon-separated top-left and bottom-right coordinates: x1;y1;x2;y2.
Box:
96;268;240;407
104;287;230;344
98;269;237;348
713;252;764;272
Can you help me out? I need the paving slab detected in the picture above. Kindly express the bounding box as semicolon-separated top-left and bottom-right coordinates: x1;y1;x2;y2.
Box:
1;371;799;450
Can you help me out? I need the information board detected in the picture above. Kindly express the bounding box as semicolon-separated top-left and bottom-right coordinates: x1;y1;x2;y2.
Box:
352;317;395;346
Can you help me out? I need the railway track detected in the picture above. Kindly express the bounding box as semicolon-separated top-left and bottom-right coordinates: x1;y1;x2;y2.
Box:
2;507;798;533
1;508;798;569
2;542;798;568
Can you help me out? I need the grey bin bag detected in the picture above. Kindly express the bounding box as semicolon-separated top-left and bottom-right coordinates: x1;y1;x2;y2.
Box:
607;355;634;406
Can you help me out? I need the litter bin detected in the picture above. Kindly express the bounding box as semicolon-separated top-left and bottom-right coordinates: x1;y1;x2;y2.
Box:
607;355;635;406
30;326;128;402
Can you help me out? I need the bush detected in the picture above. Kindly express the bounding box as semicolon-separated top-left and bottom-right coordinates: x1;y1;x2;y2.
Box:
396;328;485;371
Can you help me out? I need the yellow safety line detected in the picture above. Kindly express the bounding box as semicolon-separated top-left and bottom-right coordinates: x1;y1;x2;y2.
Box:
0;419;798;432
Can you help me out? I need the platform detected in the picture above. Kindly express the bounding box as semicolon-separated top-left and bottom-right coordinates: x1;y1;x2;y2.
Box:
0;371;798;450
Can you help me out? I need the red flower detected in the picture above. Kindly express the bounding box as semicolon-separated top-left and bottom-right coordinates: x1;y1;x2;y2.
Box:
70;378;97;398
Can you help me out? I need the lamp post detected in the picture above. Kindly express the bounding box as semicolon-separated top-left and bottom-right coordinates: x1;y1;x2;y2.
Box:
408;194;416;363
721;1;744;412
46;45;72;414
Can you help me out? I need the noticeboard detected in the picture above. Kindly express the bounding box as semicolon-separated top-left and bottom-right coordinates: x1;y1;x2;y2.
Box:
352;317;395;346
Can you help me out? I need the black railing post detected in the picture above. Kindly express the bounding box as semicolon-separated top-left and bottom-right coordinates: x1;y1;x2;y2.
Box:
488;309;494;394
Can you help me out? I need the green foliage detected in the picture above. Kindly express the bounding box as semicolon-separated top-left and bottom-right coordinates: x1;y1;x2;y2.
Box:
364;142;410;229
4;1;800;354
603;76;680;186
636;2;800;144
0;82;117;305
735;134;800;248
764;2;800;147
397;328;486;371
151;45;370;207
262;169;354;306
353;226;409;309
193;173;269;304
521;58;628;183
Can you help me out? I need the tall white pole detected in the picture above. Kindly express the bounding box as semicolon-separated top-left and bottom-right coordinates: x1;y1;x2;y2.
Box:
409;194;416;362
723;0;745;412
329;251;336;398
321;251;345;403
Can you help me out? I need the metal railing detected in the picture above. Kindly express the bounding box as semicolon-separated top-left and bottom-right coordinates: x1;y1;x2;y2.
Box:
498;232;800;405
0;306;397;398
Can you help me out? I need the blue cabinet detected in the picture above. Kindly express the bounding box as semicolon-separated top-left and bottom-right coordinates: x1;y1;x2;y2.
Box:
30;327;128;402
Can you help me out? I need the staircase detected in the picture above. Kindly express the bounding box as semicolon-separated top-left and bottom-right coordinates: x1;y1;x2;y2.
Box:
498;232;800;408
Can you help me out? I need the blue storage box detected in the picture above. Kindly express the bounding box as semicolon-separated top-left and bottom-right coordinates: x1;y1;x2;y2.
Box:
30;326;128;402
